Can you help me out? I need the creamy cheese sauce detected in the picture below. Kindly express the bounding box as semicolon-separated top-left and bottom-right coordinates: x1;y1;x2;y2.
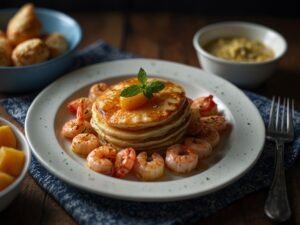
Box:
204;37;274;62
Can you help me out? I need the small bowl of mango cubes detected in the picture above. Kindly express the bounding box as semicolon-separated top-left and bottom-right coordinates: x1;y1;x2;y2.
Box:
0;117;31;211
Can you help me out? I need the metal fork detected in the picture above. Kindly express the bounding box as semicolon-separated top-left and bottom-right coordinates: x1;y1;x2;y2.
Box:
264;96;295;222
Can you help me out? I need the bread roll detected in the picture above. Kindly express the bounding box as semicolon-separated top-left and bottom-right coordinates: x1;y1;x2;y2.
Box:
0;32;12;66
45;32;68;57
0;30;6;38
7;3;42;46
12;38;50;66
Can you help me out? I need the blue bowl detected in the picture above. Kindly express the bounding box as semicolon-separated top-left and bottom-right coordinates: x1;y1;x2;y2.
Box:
0;8;82;93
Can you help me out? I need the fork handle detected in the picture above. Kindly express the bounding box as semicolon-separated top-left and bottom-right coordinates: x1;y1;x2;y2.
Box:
264;141;291;222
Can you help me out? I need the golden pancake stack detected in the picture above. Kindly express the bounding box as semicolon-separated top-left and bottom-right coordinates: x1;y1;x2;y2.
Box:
91;78;191;152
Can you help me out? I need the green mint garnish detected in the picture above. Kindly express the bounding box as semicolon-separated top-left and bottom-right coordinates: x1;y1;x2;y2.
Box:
120;85;141;97
143;87;153;99
146;80;165;93
138;68;147;85
120;68;165;99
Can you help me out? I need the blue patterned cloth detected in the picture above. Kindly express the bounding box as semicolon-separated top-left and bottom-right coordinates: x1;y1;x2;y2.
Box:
1;41;300;225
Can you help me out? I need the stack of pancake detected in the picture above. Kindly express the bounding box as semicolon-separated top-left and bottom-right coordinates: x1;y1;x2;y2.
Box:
91;77;191;152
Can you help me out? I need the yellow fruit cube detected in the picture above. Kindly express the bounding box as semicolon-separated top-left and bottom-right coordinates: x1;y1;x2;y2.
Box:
0;125;17;148
120;92;148;110
0;171;15;191
0;146;25;177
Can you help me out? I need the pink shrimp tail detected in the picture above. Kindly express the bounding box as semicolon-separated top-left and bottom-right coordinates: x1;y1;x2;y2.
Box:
76;101;85;124
67;101;77;113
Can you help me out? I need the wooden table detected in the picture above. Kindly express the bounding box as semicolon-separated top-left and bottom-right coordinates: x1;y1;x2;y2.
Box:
1;12;300;225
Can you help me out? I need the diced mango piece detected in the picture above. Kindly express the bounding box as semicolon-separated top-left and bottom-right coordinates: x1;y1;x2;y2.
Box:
0;171;15;191
0;146;25;177
0;125;17;148
120;92;148;110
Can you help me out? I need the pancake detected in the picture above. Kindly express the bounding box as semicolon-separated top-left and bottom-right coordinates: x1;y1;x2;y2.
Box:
91;113;190;151
95;130;188;152
91;77;191;152
94;78;186;130
91;100;190;140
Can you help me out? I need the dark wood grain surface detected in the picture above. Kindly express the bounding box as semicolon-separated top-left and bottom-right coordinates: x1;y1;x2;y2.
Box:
1;12;300;225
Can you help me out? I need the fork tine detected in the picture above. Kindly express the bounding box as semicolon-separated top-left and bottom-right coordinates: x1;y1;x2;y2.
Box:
268;96;276;130
292;99;295;135
281;97;286;132
286;98;290;132
287;98;295;137
275;96;281;131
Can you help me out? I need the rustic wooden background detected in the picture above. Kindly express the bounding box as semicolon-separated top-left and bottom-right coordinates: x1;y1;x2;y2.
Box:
0;11;300;225
2;0;299;16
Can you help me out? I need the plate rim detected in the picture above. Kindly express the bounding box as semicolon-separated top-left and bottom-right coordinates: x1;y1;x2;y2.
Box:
25;58;266;202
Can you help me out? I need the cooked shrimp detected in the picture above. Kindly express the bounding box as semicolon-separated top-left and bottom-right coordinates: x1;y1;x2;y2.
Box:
188;107;205;135
188;95;223;136
114;148;136;178
87;146;117;176
191;95;218;117
197;126;220;148
71;133;100;157
62;101;94;139
61;119;93;139
200;115;227;132
133;152;164;181
184;137;213;159
67;97;92;120
89;82;108;102
165;144;198;174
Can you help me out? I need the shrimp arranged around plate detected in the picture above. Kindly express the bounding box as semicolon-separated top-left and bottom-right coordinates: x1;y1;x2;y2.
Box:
61;101;94;139
165;144;198;174
71;133;100;157
87;146;117;176
88;82;108;102
67;97;93;120
133;152;165;181
165;95;228;174
61;81;230;180
183;137;212;160
114;148;136;178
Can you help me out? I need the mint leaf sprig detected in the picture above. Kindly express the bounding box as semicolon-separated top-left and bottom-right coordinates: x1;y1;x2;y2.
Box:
120;68;165;99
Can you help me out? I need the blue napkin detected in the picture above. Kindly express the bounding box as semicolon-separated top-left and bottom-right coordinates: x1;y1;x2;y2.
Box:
1;41;300;225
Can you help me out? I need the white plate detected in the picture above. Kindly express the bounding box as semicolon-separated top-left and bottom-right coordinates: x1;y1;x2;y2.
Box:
25;58;265;202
